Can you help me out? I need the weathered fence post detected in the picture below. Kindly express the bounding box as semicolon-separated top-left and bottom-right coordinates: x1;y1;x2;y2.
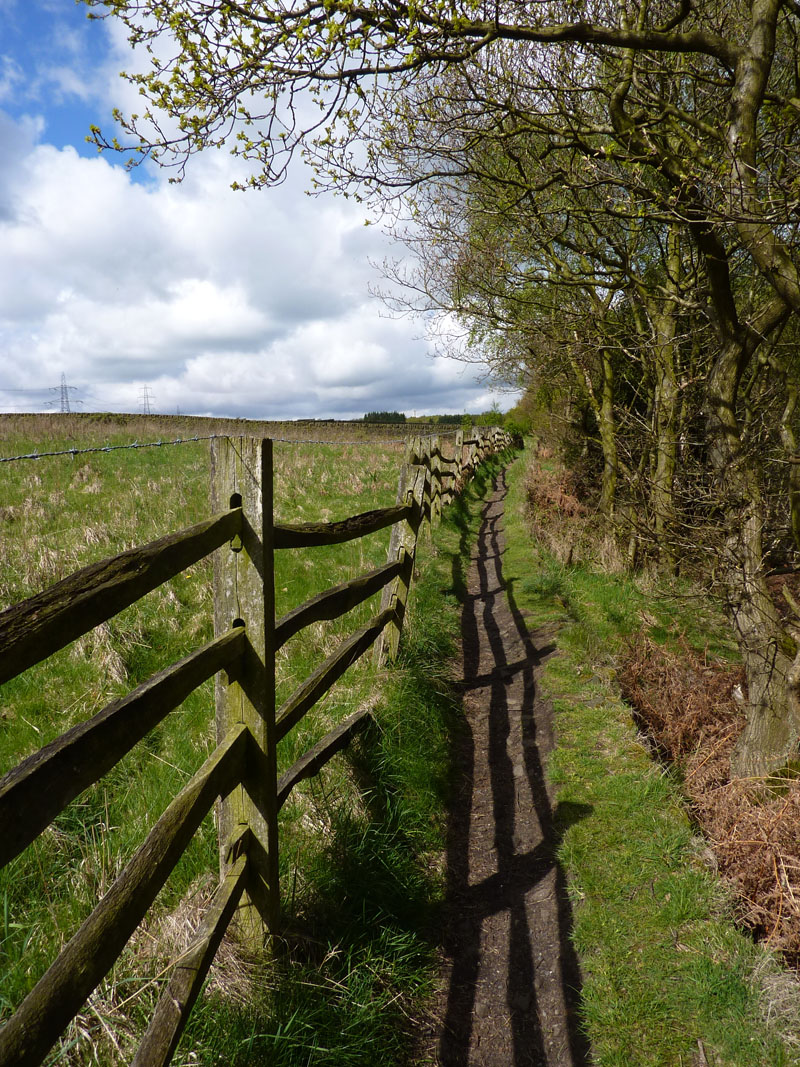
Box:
453;428;465;495
373;465;407;667
431;434;442;525
465;430;477;480
211;437;279;944
421;436;433;533
374;463;427;666
441;434;455;508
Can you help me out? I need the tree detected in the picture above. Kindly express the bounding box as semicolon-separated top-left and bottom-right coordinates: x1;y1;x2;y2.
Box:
363;410;406;422
367;54;703;550
347;6;800;775
88;0;800;774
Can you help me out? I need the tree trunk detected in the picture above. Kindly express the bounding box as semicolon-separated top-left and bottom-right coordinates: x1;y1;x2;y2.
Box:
651;342;678;569
780;385;800;553
597;348;617;516
569;343;618;515
706;343;800;777
644;230;681;572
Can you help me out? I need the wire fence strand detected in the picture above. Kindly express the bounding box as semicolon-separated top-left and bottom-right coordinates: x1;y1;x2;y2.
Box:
0;429;460;465
0;436;221;464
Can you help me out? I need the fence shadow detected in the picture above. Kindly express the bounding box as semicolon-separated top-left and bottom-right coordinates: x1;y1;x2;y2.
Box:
439;472;592;1066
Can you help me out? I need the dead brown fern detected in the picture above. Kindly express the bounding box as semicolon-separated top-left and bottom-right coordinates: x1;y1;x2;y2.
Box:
619;634;800;963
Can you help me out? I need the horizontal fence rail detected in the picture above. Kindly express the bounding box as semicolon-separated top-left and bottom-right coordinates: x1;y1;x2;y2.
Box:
274;503;412;548
275;606;396;743
131;848;250;1067
276;707;375;810
0;626;246;869
275;555;406;649
0;724;249;1067
0;425;513;1066
0;508;242;687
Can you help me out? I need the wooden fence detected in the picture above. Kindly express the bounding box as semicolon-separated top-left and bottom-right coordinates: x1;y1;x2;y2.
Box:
0;426;512;1067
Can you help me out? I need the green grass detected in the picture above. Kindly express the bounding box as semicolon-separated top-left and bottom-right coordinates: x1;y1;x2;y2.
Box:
502;442;799;1065
0;417;502;1065
8;420;792;1065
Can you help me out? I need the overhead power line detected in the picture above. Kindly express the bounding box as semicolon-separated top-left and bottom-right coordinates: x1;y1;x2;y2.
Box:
43;374;83;412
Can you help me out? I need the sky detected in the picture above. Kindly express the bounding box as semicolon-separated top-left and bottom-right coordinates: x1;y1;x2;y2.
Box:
0;0;512;421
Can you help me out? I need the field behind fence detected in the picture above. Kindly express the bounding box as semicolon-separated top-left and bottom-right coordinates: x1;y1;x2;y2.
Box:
0;418;511;1065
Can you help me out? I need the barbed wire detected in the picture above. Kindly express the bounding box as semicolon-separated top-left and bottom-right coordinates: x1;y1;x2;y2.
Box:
0;429;463;465
270;431;461;446
271;435;410;445
0;435;221;464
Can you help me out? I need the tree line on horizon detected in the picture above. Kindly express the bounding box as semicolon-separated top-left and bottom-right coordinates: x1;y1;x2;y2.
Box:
362;411;509;426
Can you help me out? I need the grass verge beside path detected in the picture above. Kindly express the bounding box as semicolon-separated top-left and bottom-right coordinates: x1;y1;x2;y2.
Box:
503;444;799;1066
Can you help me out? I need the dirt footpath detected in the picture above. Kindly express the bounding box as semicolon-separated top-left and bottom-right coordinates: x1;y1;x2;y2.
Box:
430;469;591;1066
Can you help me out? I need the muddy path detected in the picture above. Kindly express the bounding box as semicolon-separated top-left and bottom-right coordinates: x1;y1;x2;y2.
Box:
426;468;591;1066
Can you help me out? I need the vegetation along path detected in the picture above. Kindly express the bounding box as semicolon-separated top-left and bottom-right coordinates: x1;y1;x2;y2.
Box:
431;468;590;1066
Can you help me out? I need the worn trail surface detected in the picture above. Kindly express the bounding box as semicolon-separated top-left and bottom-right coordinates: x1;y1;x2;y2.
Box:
430;470;590;1066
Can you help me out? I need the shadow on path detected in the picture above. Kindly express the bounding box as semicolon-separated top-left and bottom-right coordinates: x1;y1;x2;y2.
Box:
438;470;591;1067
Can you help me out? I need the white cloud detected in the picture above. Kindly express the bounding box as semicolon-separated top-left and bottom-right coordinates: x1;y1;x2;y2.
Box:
0;14;516;421
0;55;23;104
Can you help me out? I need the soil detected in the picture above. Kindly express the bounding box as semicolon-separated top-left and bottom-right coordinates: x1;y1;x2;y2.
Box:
422;470;591;1066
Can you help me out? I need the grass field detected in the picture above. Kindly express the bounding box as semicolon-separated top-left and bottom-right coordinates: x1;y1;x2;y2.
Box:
7;418;796;1066
0;413;458;1064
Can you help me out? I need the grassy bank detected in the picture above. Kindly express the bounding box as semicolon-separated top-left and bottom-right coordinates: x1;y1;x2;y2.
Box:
502;444;799;1065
